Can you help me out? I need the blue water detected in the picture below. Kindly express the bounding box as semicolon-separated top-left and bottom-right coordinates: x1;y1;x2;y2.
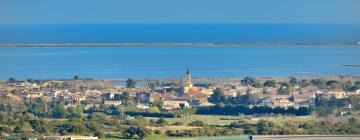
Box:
0;24;359;80
0;46;359;80
1;24;360;44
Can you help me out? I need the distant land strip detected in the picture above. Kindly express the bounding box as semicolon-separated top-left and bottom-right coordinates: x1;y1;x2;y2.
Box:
341;64;360;67
0;42;359;47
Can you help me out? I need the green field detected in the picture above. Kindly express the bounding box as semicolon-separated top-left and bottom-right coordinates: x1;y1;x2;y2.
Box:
147;115;322;126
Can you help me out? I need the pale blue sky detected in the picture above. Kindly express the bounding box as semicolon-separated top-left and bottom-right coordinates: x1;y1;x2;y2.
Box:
0;0;359;24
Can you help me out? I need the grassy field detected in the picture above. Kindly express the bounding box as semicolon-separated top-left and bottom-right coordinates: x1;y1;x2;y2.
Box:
146;114;341;126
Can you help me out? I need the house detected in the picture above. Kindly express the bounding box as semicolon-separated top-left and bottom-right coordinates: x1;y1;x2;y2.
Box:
247;87;262;94
199;88;213;95
263;87;277;94
273;98;293;108
224;89;237;97
184;88;208;105
136;91;151;103
71;92;86;102
84;103;100;110
44;135;98;140
104;100;122;106
324;90;347;99
136;104;150;110
163;100;190;110
26;92;43;100
292;92;315;107
356;89;360;94
265;95;292;108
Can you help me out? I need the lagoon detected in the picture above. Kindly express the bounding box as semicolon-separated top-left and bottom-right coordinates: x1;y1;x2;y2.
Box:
0;45;359;80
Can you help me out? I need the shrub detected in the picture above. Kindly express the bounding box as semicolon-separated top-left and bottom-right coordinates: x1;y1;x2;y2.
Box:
188;120;205;127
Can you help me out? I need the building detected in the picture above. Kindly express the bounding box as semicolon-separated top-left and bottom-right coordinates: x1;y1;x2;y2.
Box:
182;67;193;94
163;100;190;110
104;100;122;106
44;135;98;140
324;90;347;99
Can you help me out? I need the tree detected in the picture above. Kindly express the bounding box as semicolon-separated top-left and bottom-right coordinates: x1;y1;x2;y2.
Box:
121;92;131;106
126;78;136;88
311;78;326;88
289;77;298;86
242;93;257;105
14;121;33;133
51;101;67;118
148;81;159;90
74;75;80;80
299;79;310;87
208;88;226;104
63;119;88;134
151;97;163;108
353;81;360;90
277;82;291;95
241;77;256;86
27;78;34;83
326;80;341;89
66;106;82;118
188;120;205;127
8;77;16;83
149;106;160;113
156;117;168;126
122;127;151;139
264;80;277;87
29;98;47;117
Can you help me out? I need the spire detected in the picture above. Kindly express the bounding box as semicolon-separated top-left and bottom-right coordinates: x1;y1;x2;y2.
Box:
186;66;190;75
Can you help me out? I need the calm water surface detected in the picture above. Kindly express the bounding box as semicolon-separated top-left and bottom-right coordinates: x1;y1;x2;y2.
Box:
1;24;359;80
0;46;359;80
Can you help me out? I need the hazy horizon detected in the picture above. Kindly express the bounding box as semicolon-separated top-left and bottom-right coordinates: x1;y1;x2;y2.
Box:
1;0;360;24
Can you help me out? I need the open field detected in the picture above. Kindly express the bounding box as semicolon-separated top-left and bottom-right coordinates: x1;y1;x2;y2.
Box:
147;115;336;126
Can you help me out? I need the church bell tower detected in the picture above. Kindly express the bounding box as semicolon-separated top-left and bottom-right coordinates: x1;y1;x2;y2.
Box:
182;67;193;94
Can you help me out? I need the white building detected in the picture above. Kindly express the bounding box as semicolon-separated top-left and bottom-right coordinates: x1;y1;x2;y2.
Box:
44;135;98;140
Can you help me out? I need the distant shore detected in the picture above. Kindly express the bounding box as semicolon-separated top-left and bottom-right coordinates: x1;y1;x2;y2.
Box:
0;42;359;47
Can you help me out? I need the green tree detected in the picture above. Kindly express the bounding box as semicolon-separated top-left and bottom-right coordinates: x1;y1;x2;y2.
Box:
14;121;33;133
241;77;256;86
29;98;47;117
121;92;131;106
126;78;136;88
188;120;205;127
208;88;226;104
74;75;80;80
277;82;291;95
63;119;88;134
353;81;360;90
289;77;298;86
51;101;67;118
122;127;151;139
149;106;160;113
156;117;168;126
264;80;277;87
116;106;127;121
8;77;16;83
327;80;341;89
27;78;34;83
300;79;310;87
148;81;159;90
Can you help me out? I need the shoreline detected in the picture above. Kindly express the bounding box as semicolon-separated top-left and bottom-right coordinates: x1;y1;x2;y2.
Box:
0;42;359;47
1;75;359;83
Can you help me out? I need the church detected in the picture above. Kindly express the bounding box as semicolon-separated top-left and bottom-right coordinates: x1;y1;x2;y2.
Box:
182;67;193;94
179;67;208;105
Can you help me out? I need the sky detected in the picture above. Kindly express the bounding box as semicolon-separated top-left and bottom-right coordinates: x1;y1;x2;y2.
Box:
0;0;360;24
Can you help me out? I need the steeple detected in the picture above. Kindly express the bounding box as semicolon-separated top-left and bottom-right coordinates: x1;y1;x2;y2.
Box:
182;66;193;94
186;66;190;75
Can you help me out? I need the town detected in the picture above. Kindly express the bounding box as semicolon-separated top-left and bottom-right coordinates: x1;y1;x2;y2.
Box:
1;68;360;139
